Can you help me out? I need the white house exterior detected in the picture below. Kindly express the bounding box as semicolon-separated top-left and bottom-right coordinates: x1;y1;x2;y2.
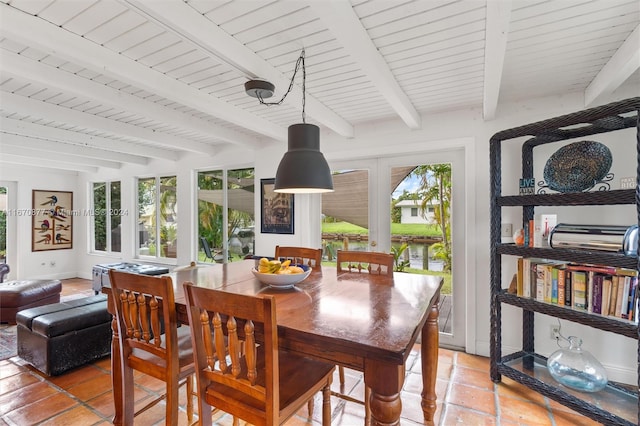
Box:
396;200;436;224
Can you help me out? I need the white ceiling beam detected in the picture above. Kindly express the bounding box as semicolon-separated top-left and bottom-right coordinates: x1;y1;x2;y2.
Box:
0;50;261;150
308;1;420;129
0;154;98;173
585;24;640;106
0;120;146;165
0;135;121;169
0;92;215;156
483;0;512;120
0;118;170;162
0;3;285;142
124;0;354;138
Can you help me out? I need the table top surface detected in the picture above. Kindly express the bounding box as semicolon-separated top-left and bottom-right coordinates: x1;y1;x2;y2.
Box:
169;260;442;365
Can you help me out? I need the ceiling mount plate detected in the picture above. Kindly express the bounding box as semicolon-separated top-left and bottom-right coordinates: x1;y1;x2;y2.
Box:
245;79;275;99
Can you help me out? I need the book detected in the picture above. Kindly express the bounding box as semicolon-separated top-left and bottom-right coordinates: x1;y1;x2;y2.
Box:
601;276;612;317
536;263;546;302
564;270;572;306
557;267;566;306
551;266;559;304
572;271;587;311
586;271;594;313
610;275;620;316
591;273;603;314
627;277;637;320
615;276;629;318
620;276;632;319
517;257;524;297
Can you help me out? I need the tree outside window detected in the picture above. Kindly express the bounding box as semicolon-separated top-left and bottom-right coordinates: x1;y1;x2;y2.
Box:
92;181;121;253
137;176;177;259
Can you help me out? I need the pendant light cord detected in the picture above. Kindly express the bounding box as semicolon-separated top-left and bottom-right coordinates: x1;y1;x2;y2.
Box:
255;49;306;123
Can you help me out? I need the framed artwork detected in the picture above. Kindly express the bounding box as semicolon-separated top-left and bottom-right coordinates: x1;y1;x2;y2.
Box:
260;178;294;234
32;190;73;251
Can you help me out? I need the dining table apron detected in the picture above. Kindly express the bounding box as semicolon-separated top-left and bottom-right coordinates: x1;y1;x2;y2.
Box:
104;260;443;426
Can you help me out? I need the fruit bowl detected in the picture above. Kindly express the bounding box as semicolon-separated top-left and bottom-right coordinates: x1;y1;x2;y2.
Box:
251;264;311;289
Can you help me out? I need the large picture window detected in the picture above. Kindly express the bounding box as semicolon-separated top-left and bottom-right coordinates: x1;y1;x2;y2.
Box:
92;181;121;253
197;168;254;263
137;176;177;259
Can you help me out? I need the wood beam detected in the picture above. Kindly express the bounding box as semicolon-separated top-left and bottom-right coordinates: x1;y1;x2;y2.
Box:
0;50;261;150
0;136;121;169
0;92;215;156
483;0;512;120
309;1;421;129
124;0;354;138
0;154;98;173
0;3;285;141
585;24;640;106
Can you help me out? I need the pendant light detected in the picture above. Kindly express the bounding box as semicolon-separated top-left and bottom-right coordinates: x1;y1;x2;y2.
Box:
244;49;334;193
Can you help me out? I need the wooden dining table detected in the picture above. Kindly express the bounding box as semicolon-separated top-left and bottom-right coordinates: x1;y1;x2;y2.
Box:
104;260;443;426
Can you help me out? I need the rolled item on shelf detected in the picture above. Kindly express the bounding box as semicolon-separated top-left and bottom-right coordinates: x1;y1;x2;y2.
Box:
548;223;638;256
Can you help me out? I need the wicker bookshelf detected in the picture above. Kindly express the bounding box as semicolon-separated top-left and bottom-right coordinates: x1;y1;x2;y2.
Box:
489;97;640;426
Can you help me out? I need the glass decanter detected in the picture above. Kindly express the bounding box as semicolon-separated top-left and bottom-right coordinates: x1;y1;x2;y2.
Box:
547;336;608;392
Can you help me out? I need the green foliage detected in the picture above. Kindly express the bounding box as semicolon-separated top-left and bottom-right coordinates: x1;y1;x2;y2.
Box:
321;221;440;237
391;243;411;272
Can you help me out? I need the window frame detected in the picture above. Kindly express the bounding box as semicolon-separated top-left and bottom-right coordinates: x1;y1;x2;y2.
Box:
90;180;122;254
136;175;177;261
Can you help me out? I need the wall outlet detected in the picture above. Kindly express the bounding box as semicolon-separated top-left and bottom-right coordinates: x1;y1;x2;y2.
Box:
550;325;560;340
501;223;513;237
50;260;56;267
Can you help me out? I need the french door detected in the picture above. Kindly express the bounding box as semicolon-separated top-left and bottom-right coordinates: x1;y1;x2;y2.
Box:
326;150;466;350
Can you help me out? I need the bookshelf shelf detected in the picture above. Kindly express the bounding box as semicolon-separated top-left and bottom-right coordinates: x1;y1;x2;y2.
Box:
490;97;640;425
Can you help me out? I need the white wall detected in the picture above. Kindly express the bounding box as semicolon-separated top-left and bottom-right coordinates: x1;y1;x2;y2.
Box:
2;91;636;384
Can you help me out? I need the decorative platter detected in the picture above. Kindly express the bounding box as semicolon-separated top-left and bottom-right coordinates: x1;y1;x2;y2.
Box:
251;264;311;289
543;141;612;193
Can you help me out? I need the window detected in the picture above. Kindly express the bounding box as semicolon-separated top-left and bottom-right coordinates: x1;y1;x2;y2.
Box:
197;168;254;263
411;207;418;217
137;176;177;259
92;181;121;253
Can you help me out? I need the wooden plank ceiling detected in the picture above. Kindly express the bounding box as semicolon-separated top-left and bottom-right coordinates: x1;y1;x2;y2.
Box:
0;0;638;173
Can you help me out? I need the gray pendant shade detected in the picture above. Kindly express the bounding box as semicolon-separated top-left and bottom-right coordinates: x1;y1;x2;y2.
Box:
274;123;334;193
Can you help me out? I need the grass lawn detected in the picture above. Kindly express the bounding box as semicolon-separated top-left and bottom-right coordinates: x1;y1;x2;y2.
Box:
322;222;441;237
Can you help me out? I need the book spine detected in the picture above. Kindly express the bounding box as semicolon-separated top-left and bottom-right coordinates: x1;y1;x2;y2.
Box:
551;266;559;304
628;276;638;320
557;268;565;306
572;271;587;311
517;258;524;297
522;258;531;298
586;271;594;313
620;276;631;319
610;276;619;316
591;274;603;314
536;264;545;302
564;270;572;306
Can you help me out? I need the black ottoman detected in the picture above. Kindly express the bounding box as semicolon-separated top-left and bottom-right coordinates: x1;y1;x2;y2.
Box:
16;295;112;376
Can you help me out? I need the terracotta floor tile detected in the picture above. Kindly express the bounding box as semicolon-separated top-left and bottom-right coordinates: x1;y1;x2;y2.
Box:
3;392;78;424
441;404;497;425
497;376;547;405
456;352;490;371
48;363;102;389
0;371;39;395
451;365;495;390
498;395;552;425
86;390;117;418
0;360;25;379
38;405;105;425
447;382;497;416
552;409;604;426
0;381;58;414
65;371;112;401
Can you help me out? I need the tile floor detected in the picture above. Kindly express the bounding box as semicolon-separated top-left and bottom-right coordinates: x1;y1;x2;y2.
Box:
0;278;603;425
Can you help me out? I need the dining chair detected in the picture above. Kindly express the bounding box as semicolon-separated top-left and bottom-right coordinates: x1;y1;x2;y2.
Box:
108;270;195;425
274;246;322;269
334;249;395;424
183;282;335;426
336;249;394;276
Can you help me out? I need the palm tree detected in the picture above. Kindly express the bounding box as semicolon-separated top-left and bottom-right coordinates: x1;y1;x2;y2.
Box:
414;164;452;272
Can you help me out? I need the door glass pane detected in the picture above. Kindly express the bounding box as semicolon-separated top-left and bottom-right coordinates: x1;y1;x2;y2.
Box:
322;169;369;259
227;168;255;262
93;182;107;251
197;170;224;262
392;164;453;335
110;181;121;252
138;177;156;255
159;176;177;259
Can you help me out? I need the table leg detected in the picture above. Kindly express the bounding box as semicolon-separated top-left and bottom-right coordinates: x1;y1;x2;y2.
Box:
421;293;440;425
364;360;404;426
106;295;124;425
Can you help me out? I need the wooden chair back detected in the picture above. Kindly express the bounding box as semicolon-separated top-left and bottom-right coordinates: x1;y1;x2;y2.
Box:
336;250;394;276
275;246;322;269
109;269;194;424
184;283;334;426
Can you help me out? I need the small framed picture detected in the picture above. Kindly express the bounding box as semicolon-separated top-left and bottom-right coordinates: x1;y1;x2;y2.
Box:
260;178;294;234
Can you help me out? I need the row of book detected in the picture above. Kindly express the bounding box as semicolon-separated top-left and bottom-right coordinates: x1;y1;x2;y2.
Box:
516;258;639;323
